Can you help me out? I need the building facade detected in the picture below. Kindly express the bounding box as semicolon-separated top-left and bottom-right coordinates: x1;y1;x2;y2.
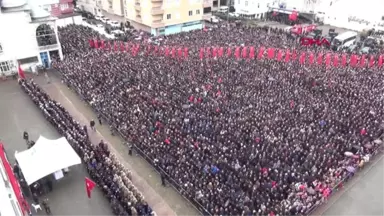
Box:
101;0;124;16
0;0;63;76
124;0;207;36
234;0;274;19
77;0;98;14
38;0;75;17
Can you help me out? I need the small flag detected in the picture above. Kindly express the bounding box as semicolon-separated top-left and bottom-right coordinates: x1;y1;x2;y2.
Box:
85;177;96;198
18;63;26;79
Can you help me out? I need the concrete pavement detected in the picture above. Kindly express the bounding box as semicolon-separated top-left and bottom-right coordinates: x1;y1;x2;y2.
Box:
0;79;112;215
33;73;199;216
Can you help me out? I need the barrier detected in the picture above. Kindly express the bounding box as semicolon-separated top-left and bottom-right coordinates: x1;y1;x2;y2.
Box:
55;70;383;216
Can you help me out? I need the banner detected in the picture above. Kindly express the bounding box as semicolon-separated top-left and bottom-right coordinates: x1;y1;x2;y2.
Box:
249;47;255;59
285;49;290;62
267;48;275;59
341;54;347;67
333;55;339;67
242;47;248;59
258;47;265;59
299;52;305;64
308;52;314;65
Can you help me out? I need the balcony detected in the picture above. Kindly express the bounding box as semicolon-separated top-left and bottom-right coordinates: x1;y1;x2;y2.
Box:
151;7;164;15
152;15;162;21
151;0;163;2
135;5;141;11
151;21;164;28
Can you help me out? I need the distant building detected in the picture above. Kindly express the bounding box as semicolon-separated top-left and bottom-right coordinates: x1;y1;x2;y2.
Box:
0;0;63;76
101;0;124;17
124;0;209;36
77;0;99;14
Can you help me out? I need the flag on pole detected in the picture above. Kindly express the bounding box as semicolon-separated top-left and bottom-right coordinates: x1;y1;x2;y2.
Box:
317;53;323;65
234;47;240;59
218;47;224;57
299;52;305;64
333;55;339;67
360;55;366;67
85;177;96;198
267;48;275;59
249;47;255;59
350;54;358;67
369;55;375;67
88;39;94;48
226;47;232;57
18;62;26;79
285;49;290;62
309;52;314;64
242;47;248;59
184;47;188;58
341;54;347;67
325;53;331;66
258;47;265;59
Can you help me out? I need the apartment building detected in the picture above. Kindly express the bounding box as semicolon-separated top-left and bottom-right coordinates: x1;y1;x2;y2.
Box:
77;0;98;14
101;0;124;16
125;0;208;36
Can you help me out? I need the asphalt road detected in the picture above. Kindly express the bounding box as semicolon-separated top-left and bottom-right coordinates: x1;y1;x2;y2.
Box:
0;79;112;215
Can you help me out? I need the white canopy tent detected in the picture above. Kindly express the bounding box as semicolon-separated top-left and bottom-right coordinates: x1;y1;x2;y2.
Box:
15;136;81;185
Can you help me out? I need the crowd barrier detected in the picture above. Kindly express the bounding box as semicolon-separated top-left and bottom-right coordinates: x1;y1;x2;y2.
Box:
88;39;384;68
55;70;383;216
54;71;211;216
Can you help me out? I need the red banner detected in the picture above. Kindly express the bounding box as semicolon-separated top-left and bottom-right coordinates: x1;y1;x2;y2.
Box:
369;55;375;67
218;47;224;57
299;52;305;64
360;55;366;67
285;49;290;62
249;47;255;58
325;53;331;66
235;47;241;59
94;39;99;49
309;52;314;64
379;55;383;67
242;47;248;59
226;47;232;57
350;54;358;67
267;48;275;59
317;53;323;65
258;47;265;59
212;47;218;58
341;54;347;67
276;50;283;61
333;55;339;67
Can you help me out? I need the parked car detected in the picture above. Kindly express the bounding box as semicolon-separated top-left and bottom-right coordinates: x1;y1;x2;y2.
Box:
108;20;120;28
101;18;110;23
95;15;104;20
96;24;104;29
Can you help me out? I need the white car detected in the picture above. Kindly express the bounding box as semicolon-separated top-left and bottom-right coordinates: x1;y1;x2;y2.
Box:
111;30;124;35
95;15;104;20
108;21;120;28
96;24;104;29
101;18;110;23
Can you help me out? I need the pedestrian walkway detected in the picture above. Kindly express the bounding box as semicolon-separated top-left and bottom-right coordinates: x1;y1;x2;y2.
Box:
34;74;199;216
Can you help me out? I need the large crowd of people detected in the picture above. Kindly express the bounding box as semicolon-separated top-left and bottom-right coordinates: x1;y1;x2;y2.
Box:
53;24;384;216
19;79;152;216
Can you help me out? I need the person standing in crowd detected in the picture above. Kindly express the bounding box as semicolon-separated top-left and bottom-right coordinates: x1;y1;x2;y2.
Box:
23;131;29;143
97;114;102;125
45;72;50;84
90;119;95;131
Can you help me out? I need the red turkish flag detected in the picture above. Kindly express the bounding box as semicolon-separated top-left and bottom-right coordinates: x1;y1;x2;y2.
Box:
249;47;255;58
235;47;241;59
18;63;26;79
308;52;314;64
242;47;248;59
325;53;331;66
226;47;232;57
199;47;204;60
360;55;366;67
285;49;290;62
258;47;265;59
267;48;275;59
369;55;375;67
333;55;339;67
317;53;323;65
341;54;347;67
85;177;96;198
299;52;305;64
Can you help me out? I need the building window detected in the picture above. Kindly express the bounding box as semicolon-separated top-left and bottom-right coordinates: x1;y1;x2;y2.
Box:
0;61;12;73
167;14;171;19
196;9;200;15
203;7;211;14
60;3;69;11
245;1;248;6
188;10;193;16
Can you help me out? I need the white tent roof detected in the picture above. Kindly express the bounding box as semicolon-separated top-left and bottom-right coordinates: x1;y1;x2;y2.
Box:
15;136;81;185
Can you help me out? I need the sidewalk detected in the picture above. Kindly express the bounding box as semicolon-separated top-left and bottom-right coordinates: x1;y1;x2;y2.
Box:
34;74;199;216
